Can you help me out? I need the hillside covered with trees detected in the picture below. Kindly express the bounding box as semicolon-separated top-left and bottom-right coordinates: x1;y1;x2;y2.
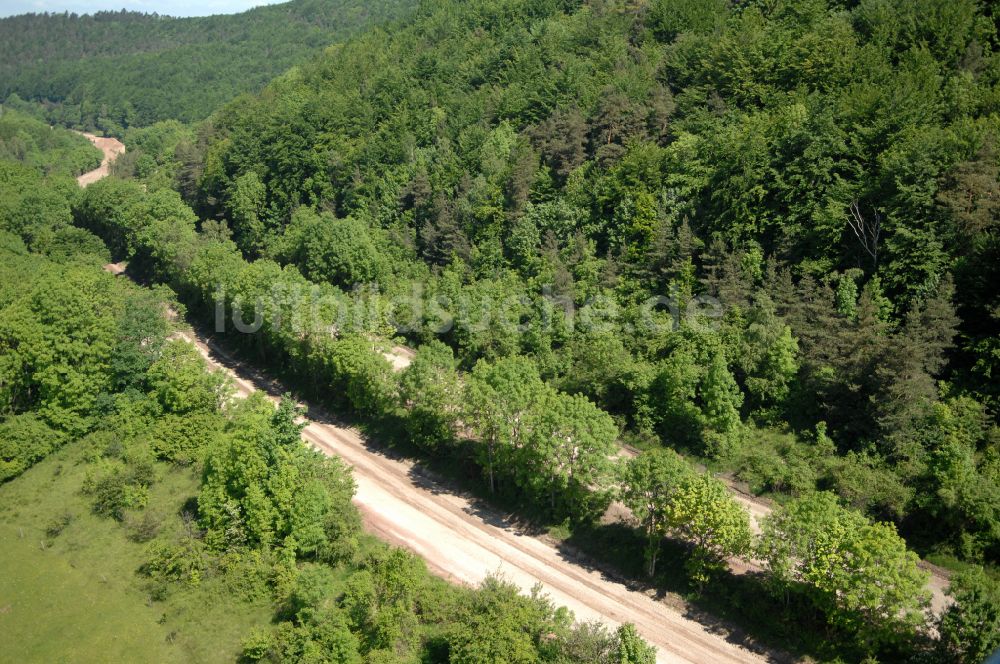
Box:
3;0;1000;662
0;105;101;176
175;0;1000;569
0;123;661;664
0;0;414;131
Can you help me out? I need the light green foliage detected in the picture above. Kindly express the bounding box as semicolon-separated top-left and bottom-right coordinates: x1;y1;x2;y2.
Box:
113;120;194;191
447;575;567;664
341;548;425;654
8;0;999;658
0;106;101;176
248;563;364;663
760;492;930;649
398;340;462;451
323;335;398;416
198;393;359;557
0;413;64;481
465;356;548;494
619;449;694;577
228;171;268;255
650;342;703;445
286;210;391;289
111;288;171;391
465;354;618;518
664;474;752;589
522;390;618;519
0;160;106;259
0;162;69;233
73;178;198;268
734;294;799;418
147;340;230;415
448;619;538;664
53;0;998;592
257;608;362;663
557;331;638;414
0;261;118;434
835;271;861;319
650;335;746;459
148;412;224;465
923;398;1000;560
0;241;173;482
699;347;744;459
0;441;273;663
88;456;156;521
612;623;657;664
937;567;1000;664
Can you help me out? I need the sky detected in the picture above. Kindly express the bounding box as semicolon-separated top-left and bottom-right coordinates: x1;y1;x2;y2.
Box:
0;0;287;18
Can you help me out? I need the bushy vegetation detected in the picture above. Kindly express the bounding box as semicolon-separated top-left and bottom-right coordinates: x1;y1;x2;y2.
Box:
0;0;415;131
66;131;961;661
0;119;660;663
0;200;658;664
167;0;1000;569
0;153;107;259
0;105;101;176
5;0;1000;661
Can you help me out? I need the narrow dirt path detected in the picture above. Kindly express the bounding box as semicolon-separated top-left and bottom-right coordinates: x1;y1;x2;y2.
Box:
617;449;952;615
383;344;415;372
75;132;125;187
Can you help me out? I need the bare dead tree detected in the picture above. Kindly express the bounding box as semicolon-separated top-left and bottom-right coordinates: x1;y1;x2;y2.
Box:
847;200;881;269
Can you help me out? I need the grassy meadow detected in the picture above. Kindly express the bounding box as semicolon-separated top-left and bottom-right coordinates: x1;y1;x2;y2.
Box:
0;441;271;663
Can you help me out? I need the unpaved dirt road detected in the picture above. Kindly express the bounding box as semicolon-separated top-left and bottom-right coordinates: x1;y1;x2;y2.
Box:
172;329;767;664
90;128;945;657
76;132;125;186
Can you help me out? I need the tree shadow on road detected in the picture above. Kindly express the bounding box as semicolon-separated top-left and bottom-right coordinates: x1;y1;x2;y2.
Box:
560;521;819;664
181;320;818;663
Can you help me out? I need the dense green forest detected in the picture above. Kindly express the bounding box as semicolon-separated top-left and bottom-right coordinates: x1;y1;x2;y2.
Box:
0;106;101;176
64;117;997;663
172;0;1000;568
0;127;661;664
4;0;1000;662
0;0;414;131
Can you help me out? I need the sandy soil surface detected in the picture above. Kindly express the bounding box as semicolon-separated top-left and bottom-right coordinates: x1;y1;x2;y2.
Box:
102;262;127;275
383;345;416;372
76;132;125;187
169;329;768;664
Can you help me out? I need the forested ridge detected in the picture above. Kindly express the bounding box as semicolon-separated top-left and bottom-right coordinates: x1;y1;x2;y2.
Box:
0;125;660;664
177;0;1000;567
3;0;1000;662
0;0;414;130
0;106;101;177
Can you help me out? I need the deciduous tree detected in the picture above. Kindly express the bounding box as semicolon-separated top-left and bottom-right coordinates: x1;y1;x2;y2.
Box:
619;449;693;577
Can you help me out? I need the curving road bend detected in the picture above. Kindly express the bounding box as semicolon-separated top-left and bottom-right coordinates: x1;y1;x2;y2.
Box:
76;132;125;187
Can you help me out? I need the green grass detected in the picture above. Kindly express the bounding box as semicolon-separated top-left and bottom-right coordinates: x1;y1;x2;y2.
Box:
924;552;1000;579
0;443;272;663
